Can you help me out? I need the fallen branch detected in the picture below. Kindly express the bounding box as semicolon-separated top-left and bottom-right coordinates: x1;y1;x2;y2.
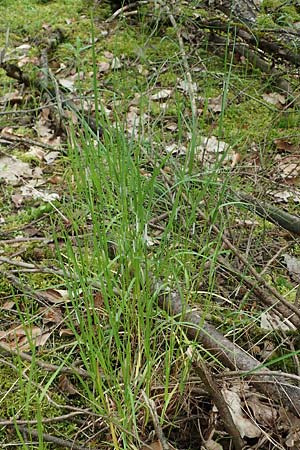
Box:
161;170;300;326
192;356;244;450
155;283;300;415
234;191;300;236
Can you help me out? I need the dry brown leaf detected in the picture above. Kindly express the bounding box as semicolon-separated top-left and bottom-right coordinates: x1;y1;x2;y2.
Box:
141;441;162;450
58;78;76;92
34;331;51;347
111;56;122;69
208;94;223;113
150;89;172;101
274;138;300;153
260;311;296;331
41;306;63;325
165;122;178;131
222;388;261;438
269;190;300;203
1;91;24;105
284;254;300;282
58;374;78;395
195;136;233;168
0;156;34;185
1;301;16;310
262;92;286;107
25;147;46;161
1;325;51;351
44;151;60;164
11;193;24;208
177;79;197;94
274;154;300;180
247;395;277;427
98;61;110;73
41;288;71;304
165;143;187;156
202;439;223;450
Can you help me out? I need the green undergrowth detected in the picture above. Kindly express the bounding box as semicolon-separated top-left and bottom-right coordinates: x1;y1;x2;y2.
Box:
0;0;300;448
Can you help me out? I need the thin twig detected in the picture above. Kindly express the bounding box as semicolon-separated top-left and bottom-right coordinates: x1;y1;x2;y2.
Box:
158;1;197;119
215;369;300;383
192;356;244;450
142;391;171;450
260;243;290;277
105;1;148;22
0;135;61;151
16;425;94;450
0;237;53;245
0;340;89;378
0;412;87;427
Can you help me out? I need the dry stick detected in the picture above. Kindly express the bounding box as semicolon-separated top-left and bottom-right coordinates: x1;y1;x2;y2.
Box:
155;285;300;415
162;171;300;325
149;212;169;225
215;370;300;384
0;257;50;270
105;0;148;22
142;391;171;450
259;243;290;277
217;256;298;329
0;340;89;379
0;134;61;151
16;424;95;450
0;237;53;245
0;412;87;427
158;0;197;119
193;358;244;450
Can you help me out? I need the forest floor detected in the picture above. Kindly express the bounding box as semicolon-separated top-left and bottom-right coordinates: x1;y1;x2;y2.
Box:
0;1;300;449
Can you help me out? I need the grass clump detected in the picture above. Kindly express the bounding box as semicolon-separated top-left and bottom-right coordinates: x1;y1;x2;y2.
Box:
1;0;300;448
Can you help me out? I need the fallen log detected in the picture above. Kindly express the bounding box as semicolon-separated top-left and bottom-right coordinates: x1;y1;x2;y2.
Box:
156;283;300;415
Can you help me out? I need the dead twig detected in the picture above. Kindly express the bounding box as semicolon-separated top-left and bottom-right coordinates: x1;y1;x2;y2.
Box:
16;424;95;450
0;135;62;151
157;0;197;120
105;1;148;22
0;237;53;245
216;369;300;383
0;340;89;379
0;412;88;427
142;391;172;450
191;355;244;450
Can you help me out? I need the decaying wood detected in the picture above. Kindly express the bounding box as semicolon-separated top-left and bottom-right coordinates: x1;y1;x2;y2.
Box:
208;0;260;25
234;192;300;236
156;285;300;415
207;0;300;67
208;33;295;100
1;61;100;136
